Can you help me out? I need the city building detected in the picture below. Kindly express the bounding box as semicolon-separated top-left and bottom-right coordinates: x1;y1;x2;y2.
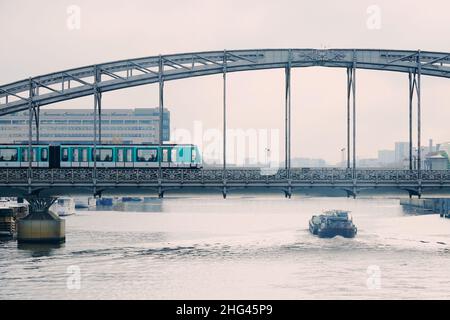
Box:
357;158;380;168
377;150;395;165
425;151;449;170
394;142;410;165
438;142;450;157
0;108;170;144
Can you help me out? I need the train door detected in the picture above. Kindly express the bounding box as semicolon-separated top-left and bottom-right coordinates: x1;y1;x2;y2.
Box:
60;146;71;167
39;147;49;168
179;146;189;167
125;148;134;167
190;146;198;168
171;146;188;167
19;147;39;168
71;147;80;168
171;148;178;167
116;147;134;168
162;148;170;167
117;148;125;167
80;147;89;167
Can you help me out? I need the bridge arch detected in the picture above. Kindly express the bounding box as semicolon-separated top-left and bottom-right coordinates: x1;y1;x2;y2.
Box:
1;49;450;115
1;48;449;193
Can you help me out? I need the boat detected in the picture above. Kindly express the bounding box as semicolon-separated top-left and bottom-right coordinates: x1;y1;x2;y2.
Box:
308;214;324;235
74;197;89;209
0;198;29;239
309;210;357;238
73;197;96;209
50;197;76;217
96;197;114;206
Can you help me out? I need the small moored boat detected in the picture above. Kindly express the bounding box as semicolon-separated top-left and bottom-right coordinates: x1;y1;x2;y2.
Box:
50;197;76;217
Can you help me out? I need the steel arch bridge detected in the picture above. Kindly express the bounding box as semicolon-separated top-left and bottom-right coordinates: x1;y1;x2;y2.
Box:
0;48;450;204
1;49;450;115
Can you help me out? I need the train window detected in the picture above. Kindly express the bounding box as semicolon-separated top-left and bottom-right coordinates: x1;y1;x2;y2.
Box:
81;148;88;162
137;149;157;162
163;149;169;162
41;149;48;162
0;148;18;161
61;148;69;161
72;148;79;162
171;149;177;162
96;149;113;162
126;149;133;162
192;148;197;161
117;149;124;162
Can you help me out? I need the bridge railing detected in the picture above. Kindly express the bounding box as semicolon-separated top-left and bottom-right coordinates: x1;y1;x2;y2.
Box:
1;168;450;185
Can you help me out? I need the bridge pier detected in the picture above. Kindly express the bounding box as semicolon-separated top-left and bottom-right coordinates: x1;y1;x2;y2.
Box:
284;185;292;199
439;199;450;218
17;197;65;244
345;189;357;199
407;188;422;199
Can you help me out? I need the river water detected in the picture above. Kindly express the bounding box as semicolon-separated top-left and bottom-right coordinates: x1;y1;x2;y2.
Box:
1;195;450;300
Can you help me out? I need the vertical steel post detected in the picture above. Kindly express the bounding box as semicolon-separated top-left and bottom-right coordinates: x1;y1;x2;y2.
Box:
223;50;227;178
352;53;357;179
93;66;98;185
158;55;164;180
417;50;422;178
408;71;414;170
285;67;288;170
28;78;33;186
98;92;102;144
346;68;352;169
94;69;102;144
285;49;292;177
32;105;40;143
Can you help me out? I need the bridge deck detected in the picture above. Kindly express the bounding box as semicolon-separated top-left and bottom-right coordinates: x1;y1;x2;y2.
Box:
1;168;449;197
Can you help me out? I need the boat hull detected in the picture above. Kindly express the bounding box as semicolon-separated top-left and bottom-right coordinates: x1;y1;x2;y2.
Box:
309;222;319;235
318;227;357;238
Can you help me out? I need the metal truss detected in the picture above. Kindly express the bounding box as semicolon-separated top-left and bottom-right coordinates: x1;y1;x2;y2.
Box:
1;49;450;199
1;49;450;116
0;168;449;198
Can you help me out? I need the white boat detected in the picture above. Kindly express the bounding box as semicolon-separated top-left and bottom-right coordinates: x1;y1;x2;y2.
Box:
50;197;76;216
73;197;97;209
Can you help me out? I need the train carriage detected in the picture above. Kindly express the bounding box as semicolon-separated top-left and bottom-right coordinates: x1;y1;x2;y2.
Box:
0;145;50;168
0;143;202;168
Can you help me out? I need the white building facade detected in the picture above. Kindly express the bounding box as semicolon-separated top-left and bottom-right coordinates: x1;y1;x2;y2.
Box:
0;108;170;144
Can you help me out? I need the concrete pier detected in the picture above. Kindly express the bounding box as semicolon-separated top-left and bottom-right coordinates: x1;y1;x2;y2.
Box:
17;198;65;244
400;198;450;217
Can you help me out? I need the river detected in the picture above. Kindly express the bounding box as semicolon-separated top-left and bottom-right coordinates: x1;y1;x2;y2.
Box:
1;195;449;299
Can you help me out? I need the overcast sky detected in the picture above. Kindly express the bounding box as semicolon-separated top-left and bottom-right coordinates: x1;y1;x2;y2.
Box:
1;0;449;164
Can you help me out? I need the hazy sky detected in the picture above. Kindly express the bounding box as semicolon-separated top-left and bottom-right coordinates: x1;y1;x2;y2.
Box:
1;0;449;164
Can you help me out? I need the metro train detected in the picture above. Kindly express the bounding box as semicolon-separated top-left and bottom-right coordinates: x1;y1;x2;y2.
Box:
0;144;202;168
